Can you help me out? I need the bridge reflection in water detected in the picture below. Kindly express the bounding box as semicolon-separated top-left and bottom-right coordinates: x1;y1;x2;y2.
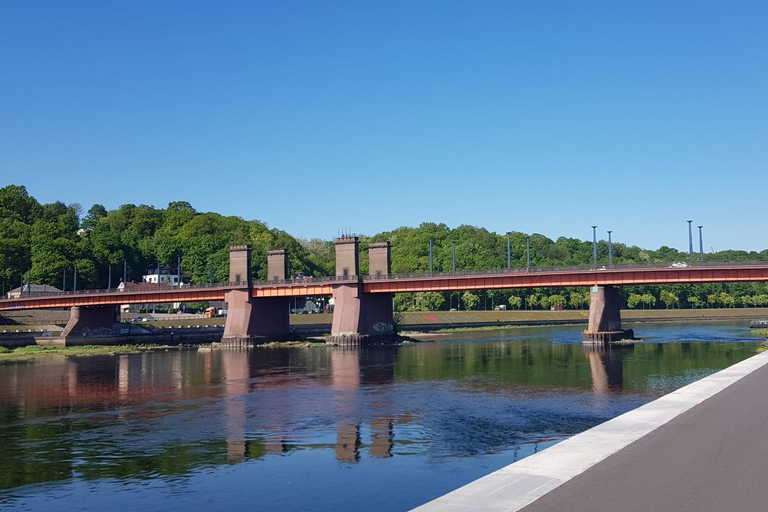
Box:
0;333;759;504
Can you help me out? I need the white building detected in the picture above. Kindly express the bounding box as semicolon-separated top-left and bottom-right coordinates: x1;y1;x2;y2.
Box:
142;268;190;287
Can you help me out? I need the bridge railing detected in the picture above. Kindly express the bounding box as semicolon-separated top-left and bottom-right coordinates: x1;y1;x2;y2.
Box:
361;260;768;281
0;275;362;301
3;260;768;301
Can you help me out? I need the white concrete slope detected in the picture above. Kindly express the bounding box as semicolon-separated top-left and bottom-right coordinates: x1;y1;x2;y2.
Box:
413;349;768;512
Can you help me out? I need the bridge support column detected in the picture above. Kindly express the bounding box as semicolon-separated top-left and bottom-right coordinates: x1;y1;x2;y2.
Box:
329;284;395;346
61;305;119;340
222;290;290;346
221;245;291;347
581;285;634;344
327;238;395;346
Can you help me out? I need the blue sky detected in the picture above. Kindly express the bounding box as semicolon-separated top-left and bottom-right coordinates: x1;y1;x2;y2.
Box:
1;1;766;251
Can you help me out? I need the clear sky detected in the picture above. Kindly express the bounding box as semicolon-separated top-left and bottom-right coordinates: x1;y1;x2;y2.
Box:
1;1;766;252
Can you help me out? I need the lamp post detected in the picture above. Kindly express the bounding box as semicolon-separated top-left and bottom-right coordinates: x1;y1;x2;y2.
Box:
506;232;511;271
209;258;213;284
429;238;433;274
123;260;127;286
108;265;112;289
591;226;597;267
698;226;704;261
687;220;693;260
452;242;456;273
607;230;613;267
62;268;66;292
526;236;531;269
73;264;77;292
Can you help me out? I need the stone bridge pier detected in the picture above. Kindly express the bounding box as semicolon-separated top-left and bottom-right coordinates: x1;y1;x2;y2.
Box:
328;238;396;347
221;246;290;347
61;305;120;341
581;285;634;344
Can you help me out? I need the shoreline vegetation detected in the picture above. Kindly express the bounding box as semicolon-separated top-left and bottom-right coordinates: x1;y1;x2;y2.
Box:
1;318;766;360
0;344;184;361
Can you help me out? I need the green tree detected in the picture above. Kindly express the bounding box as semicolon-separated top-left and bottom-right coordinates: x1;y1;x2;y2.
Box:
549;294;566;308
569;291;584;309
508;295;522;310
462;291;480;311
641;293;656;309
414;292;445;311
627;294;642;309
660;290;678;309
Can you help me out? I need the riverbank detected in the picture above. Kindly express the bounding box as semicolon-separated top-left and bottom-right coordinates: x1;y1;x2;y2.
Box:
0;344;185;361
5;308;768;332
2;308;766;348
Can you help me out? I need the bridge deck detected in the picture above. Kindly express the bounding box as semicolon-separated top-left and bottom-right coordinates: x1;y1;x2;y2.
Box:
2;261;768;311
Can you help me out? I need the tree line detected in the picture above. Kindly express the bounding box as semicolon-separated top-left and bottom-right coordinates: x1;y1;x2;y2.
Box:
2;185;768;311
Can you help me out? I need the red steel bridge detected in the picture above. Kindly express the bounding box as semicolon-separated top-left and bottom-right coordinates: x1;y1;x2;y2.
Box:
2;237;768;345
2;261;768;311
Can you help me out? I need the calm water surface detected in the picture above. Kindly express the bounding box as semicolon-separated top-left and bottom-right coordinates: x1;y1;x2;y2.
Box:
0;322;762;511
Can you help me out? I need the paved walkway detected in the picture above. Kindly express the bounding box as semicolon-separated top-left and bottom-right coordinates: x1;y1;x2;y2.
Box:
415;350;768;511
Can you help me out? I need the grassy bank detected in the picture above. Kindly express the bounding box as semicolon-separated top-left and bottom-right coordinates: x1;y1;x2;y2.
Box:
0;344;181;361
4;307;767;333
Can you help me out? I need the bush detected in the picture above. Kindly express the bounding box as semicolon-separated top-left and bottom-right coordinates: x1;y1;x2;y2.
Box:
0;347;11;354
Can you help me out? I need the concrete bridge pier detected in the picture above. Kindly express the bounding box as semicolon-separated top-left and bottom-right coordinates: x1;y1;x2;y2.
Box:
221;245;290;347
581;285;634;344
61;305;120;340
328;238;396;346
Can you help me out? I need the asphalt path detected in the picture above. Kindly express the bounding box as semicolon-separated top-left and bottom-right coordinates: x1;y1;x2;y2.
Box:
521;357;768;512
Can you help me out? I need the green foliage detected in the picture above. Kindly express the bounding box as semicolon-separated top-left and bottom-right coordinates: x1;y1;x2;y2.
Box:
414;292;445;311
627;294;643;309
2;184;768;310
461;291;479;311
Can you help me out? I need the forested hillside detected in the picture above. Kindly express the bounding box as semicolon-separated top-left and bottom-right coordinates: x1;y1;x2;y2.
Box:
2;184;767;311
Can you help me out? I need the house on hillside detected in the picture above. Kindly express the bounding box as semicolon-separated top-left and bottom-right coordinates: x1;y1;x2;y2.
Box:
141;268;190;287
117;280;187;313
6;284;63;299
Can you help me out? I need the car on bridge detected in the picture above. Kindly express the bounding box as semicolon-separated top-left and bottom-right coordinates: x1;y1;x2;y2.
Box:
670;262;689;268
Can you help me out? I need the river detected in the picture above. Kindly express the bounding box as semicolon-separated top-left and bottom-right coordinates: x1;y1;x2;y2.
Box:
0;322;763;511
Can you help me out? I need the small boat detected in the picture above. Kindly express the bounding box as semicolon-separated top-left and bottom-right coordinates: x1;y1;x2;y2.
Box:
750;319;768;328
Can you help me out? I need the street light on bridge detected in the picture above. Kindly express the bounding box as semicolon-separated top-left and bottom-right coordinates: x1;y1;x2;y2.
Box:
698;226;704;261
526;236;531;269
607;230;613;267
428;238;433;273
506;232;511;271
591;226;597;267
687;220;693;260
